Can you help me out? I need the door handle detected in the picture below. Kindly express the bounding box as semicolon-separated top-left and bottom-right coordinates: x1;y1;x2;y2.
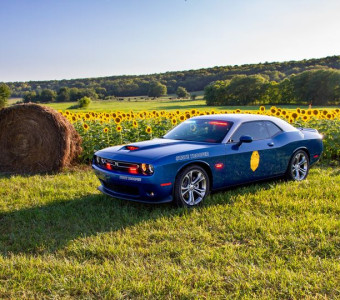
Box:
267;142;274;147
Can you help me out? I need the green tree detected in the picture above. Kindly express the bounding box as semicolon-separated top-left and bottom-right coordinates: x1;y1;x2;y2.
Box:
39;89;57;103
56;87;70;102
0;83;11;109
289;69;340;105
23;91;38;103
204;80;230;106
224;75;268;105
78;96;91;108
176;86;189;98
148;81;167;97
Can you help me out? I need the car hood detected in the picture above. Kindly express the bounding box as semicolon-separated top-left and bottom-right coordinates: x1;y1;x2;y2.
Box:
95;138;214;163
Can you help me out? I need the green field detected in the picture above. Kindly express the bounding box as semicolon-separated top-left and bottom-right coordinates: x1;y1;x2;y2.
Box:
9;96;336;112
0;165;339;298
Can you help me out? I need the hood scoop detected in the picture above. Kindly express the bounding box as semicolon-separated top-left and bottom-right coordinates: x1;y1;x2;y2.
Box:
119;139;182;152
122;145;140;151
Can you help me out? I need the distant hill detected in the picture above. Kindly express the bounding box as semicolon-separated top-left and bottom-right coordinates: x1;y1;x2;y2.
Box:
5;55;340;98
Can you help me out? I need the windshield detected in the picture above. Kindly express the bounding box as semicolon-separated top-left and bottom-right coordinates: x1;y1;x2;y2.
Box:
164;119;233;143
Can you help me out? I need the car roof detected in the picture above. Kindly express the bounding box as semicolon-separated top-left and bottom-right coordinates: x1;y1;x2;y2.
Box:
191;113;297;132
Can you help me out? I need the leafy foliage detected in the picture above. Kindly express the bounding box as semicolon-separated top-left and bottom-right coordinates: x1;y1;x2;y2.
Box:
176;86;189;98
5;55;340;100
147;81;167;97
78;96;91;108
205;69;340;106
0;83;11;109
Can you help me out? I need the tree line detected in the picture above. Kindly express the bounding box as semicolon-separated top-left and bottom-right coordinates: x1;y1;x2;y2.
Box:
4;55;340;99
205;69;340;106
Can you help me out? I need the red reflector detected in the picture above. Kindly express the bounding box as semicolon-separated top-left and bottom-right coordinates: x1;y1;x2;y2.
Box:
209;121;228;126
105;163;112;170
313;154;319;158
126;146;139;151
161;182;172;187
215;163;224;169
129;167;138;174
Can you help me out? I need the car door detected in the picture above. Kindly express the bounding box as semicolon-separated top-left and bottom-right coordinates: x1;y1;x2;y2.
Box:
224;121;282;185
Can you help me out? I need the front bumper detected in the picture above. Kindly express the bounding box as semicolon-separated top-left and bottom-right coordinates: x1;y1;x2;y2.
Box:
92;164;173;204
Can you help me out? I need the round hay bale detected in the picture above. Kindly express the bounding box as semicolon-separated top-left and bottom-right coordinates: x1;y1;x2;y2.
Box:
0;104;82;174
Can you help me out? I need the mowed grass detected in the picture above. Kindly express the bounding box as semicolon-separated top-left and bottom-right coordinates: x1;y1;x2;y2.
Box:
10;96;337;112
46;99;337;112
0;165;339;298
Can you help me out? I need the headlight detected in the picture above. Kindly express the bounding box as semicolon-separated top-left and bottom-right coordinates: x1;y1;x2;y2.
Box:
140;163;154;175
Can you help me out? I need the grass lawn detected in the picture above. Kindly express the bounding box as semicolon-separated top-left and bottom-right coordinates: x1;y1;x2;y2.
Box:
0;164;339;298
10;96;336;112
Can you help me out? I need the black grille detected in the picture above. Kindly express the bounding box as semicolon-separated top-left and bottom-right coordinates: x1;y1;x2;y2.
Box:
94;156;139;173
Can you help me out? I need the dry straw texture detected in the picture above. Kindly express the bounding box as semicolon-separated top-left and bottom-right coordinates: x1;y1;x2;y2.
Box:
0;104;82;174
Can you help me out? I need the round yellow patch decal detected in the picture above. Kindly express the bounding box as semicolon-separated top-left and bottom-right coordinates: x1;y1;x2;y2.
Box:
250;151;260;171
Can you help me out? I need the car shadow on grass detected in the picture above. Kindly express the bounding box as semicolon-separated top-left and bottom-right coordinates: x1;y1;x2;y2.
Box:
0;179;278;256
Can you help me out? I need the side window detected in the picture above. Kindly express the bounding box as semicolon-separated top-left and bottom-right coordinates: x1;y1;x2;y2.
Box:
231;121;269;142
265;121;282;137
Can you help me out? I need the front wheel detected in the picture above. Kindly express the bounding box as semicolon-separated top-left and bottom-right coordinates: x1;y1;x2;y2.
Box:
173;165;210;207
286;150;310;181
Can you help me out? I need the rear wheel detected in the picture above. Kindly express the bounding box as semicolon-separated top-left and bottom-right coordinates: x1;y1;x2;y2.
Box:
286;150;309;181
174;165;210;207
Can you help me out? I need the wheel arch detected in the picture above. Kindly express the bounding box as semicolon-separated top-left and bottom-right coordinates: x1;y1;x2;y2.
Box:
292;146;310;161
175;161;213;191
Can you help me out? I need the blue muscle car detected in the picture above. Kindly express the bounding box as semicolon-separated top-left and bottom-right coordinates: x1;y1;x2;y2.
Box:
92;114;323;207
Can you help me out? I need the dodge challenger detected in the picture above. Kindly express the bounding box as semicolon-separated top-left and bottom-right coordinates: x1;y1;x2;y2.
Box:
92;114;323;207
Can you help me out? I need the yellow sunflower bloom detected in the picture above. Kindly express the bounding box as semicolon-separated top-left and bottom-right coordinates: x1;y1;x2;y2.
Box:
171;118;177;125
146;126;152;134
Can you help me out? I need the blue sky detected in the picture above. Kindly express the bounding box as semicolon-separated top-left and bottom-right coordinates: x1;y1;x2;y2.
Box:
1;0;339;82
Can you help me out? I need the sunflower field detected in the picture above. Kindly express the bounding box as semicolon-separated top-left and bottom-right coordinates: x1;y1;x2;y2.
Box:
59;107;340;163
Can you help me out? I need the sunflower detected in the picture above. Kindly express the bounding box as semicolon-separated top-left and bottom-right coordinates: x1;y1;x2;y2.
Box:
115;117;121;124
145;126;152;134
291;112;298;119
103;127;109;133
313;109;319;116
259;106;265;111
133;120;138;128
171;118;177;125
71;116;77;122
270;106;276;114
116;125;122;132
83;123;89;130
85;113;91;120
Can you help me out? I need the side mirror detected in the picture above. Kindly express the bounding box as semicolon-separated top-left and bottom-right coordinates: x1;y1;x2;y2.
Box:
236;135;253;146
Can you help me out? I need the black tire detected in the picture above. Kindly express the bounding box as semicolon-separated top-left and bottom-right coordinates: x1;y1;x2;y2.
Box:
286;150;310;181
173;165;210;207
